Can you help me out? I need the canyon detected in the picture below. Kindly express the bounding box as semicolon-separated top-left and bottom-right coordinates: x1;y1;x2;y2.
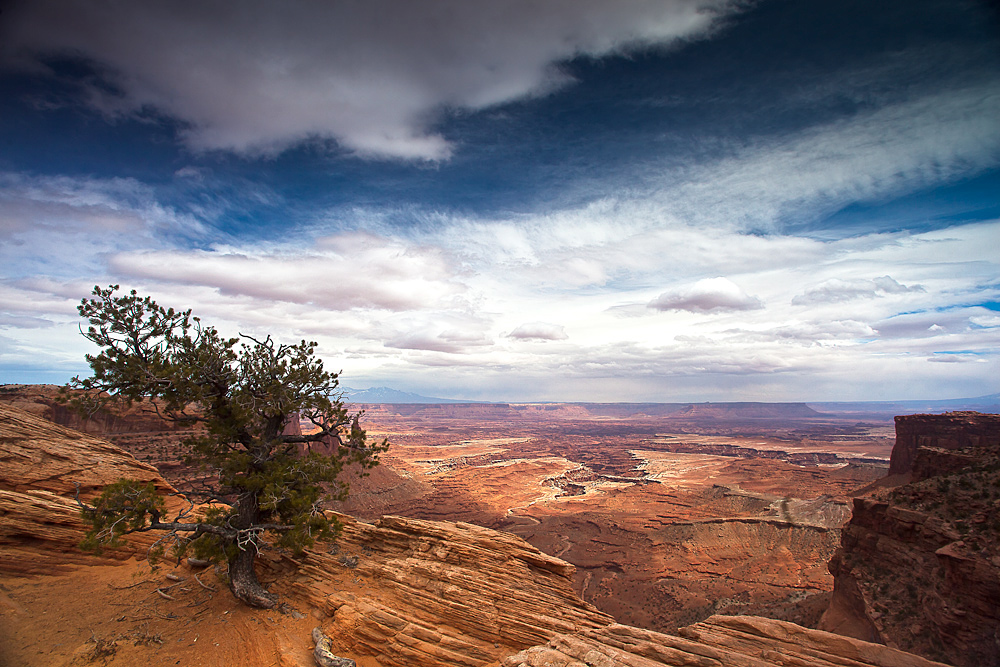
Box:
331;400;894;632
1;384;995;665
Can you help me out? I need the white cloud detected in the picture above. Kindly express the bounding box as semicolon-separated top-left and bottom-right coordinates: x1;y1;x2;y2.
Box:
385;329;494;354
720;320;877;344
107;236;461;312
1;0;742;160
0;313;55;329
653;78;1000;233
791;275;924;305
971;313;1000;328
649;277;763;313
508;322;569;341
0;172;209;282
873;311;974;339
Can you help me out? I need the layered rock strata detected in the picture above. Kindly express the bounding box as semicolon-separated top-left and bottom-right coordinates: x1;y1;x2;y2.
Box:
0;383;189;435
502;615;948;667
0;402;173;498
889;412;1000;477
291;514;614;667
0;403;180;575
822;411;1000;666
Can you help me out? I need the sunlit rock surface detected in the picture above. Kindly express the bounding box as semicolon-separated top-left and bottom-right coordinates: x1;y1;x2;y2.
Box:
503;616;948;667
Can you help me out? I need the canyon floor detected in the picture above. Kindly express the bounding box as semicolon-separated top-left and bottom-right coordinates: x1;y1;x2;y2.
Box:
323;402;894;632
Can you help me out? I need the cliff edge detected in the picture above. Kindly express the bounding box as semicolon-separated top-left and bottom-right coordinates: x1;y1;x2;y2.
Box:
821;411;1000;666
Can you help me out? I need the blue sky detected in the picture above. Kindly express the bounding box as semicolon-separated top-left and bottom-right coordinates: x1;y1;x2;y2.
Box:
1;0;998;401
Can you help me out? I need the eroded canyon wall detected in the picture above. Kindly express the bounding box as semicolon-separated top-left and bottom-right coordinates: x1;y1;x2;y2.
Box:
889;411;1000;476
822;411;1000;666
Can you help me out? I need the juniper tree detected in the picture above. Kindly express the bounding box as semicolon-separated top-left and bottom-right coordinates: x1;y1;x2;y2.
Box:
68;285;386;608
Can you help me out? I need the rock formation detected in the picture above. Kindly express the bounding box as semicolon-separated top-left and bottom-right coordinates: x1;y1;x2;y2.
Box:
1;399;613;665
289;513;614;666
0;403;181;575
889;412;1000;476
821;411;1000;666
0;383;189;435
0;401;173;498
503;615;949;667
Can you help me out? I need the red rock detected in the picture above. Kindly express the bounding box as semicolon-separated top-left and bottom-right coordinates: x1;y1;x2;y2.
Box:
822;411;1000;666
890;412;1000;477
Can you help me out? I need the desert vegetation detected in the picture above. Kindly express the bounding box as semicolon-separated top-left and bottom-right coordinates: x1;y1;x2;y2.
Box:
66;286;387;608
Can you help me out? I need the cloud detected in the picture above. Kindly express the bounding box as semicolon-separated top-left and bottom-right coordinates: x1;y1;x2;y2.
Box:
651;78;1000;234
649;277;763;313
0;280;86;317
508;322;569;341
872;310;975;339
107;234;460;312
0;172;212;283
927;351;991;364
0;172;176;237
791;275;925;305
384;329;493;354
1;0;742;160
0;313;55;329
971;313;1000;328
720;320;877;344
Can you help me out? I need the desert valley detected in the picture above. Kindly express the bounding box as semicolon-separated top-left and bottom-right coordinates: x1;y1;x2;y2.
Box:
1;384;998;667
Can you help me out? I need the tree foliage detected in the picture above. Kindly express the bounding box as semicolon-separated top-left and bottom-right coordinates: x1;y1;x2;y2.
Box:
69;285;387;607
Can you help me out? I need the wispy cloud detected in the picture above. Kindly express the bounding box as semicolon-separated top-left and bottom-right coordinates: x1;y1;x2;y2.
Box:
792;275;924;305
107;234;462;312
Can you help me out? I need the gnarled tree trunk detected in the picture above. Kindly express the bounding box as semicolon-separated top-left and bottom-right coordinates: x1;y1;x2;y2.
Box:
228;546;276;608
227;491;277;608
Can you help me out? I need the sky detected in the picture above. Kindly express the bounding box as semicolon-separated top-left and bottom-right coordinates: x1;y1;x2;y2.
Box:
0;0;998;402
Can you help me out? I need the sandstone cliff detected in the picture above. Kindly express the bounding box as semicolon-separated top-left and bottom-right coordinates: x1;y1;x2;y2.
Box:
0;401;174;498
0;383;190;435
889;412;1000;477
0;402;180;575
821;411;1000;666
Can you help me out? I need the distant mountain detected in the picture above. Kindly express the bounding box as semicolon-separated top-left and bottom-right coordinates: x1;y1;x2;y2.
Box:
809;393;1000;415
341;386;471;404
675;402;822;419
339;385;1000;412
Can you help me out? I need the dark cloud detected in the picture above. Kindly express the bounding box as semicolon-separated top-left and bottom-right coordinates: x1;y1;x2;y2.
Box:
1;0;740;160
